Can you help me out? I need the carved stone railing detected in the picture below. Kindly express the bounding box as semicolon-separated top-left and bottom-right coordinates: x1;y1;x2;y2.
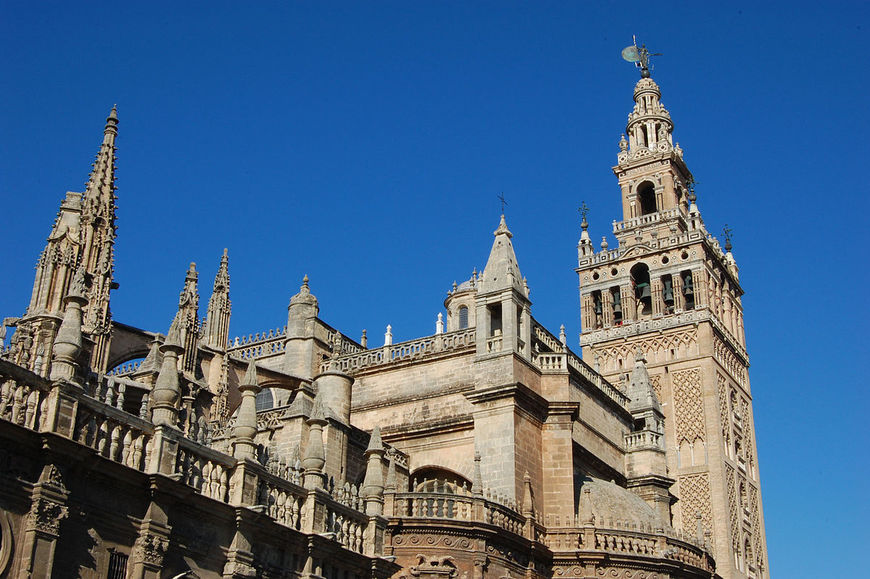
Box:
612;208;683;233
107;359;142;376
74;395;154;471
230;337;286;360
325;498;368;553
543;524;713;573
391;490;527;537
0;366;50;431
624;430;663;450
532;348;629;411
323;328;476;374
532;324;565;354
0;358;391;557
257;470;307;530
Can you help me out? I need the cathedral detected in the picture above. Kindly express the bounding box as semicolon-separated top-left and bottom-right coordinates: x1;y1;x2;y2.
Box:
0;65;767;578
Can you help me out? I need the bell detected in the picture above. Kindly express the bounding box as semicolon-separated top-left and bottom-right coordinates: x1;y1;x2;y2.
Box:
663;278;674;304
636;282;651;300
594;300;602;315
683;274;694;295
612;292;622;314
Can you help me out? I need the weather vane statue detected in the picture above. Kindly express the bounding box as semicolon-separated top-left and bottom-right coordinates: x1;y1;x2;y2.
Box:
621;36;661;78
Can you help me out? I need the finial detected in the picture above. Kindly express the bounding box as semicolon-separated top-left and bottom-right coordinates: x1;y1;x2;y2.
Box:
578;202;589;231
302;274;309;287
494;213;512;237
687;179;697;203
635;349;647;364
621;36;661;78
600;236;609;251
723;224;733;252
241;358;259;388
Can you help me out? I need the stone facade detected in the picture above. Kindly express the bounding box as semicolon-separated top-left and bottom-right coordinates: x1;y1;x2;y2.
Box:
0;73;762;579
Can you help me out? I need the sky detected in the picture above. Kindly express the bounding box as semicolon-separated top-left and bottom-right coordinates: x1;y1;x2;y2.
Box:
1;2;867;575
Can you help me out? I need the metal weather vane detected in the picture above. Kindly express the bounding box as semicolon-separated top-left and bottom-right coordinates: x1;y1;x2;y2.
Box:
621;36;662;78
722;224;733;252
578;201;589;230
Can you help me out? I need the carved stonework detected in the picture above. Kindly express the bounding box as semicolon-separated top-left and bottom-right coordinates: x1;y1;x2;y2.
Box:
133;533;168;566
595;329;697;373
677;473;712;547
672;368;704;444
713;337;747;386
716;373;731;453
648;374;662;402
724;464;738;549
595;568;661;579
27;499;68;535
409;555;458;579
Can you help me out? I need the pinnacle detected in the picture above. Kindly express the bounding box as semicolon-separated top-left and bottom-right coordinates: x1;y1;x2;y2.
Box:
242;358;259;388
494;214;512;238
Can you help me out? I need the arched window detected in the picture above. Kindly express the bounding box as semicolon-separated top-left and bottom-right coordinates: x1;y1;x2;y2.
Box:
637;182;657;215
458;305;469;329
631;263;652;317
255;388;274;412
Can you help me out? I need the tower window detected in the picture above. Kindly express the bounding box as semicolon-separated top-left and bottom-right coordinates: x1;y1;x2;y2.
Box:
681;270;696;310
487;304;502;336
630;263;652;317
458;306;469;329
637;182;657;215
107;550;129;579
611;287;622;325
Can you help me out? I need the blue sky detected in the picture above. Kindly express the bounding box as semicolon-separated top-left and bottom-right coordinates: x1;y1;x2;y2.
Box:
1;2;867;575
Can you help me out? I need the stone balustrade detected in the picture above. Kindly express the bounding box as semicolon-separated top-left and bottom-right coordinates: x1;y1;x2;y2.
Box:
533;323;564;353
613;208;683;233
391;490;527;537
107;359;142;376
624;429;663;450
529;336;629;411
543;523;713;573
0;358;388;558
323;328;476;374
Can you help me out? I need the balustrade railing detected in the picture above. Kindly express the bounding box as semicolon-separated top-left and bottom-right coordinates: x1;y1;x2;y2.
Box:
0;374;48;431
74;396;154;471
323;328;475;373
175;437;234;502
325;500;368;553
624;430;663;450
258;470;307;530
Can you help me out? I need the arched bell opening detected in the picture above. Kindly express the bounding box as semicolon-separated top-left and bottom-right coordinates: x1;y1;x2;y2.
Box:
631;263;652;318
637;182;657;216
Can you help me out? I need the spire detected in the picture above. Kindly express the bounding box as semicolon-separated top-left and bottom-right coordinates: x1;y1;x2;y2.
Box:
627;350;662;414
176;263;200;373
479;215;525;294
203;249;231;349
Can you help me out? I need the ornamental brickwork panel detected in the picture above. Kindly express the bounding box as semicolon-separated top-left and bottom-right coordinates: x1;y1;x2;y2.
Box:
677;473;713;546
716;373;731;455
725;464;738;549
672;368;704;444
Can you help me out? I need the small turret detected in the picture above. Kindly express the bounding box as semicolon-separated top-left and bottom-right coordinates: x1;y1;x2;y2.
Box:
282;275;319;378
475;215;532;359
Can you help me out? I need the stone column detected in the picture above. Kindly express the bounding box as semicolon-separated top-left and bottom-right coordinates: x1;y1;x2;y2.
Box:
18;464;69;579
601;290;613;327
129;501;171;579
651;278;664;318
672;274;685;312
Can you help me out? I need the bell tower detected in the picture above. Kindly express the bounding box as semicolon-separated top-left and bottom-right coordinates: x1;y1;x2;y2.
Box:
577;69;769;578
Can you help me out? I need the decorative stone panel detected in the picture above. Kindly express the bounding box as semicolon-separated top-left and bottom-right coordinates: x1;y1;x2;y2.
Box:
672;368;704;444
677;473;712;547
